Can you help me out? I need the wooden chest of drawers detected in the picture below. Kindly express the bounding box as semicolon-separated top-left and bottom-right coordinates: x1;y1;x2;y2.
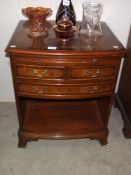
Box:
6;21;125;147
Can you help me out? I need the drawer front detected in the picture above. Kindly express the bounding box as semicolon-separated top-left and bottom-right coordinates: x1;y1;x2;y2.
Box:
15;65;65;80
70;66;116;80
17;83;114;98
13;55;120;66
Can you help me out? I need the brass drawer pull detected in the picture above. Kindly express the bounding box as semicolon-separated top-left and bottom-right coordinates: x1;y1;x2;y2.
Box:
93;58;98;62
96;69;100;74
34;86;44;94
94;86;98;90
33;69;43;78
44;86;48;93
37;74;43;78
86;86;99;94
33;69;38;74
34;86;48;94
87;69;100;78
42;69;48;76
33;68;48;78
89;86;99;93
37;90;44;94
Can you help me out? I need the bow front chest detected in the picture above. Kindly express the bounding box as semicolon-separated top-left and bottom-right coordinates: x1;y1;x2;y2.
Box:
6;21;125;147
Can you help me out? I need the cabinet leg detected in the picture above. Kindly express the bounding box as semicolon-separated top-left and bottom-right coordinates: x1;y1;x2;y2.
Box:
90;138;95;140
18;139;27;148
113;94;119;108
123;127;131;138
99;138;108;146
18;132;28;148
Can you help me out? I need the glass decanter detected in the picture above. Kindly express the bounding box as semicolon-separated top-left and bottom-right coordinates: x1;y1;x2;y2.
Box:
79;2;103;37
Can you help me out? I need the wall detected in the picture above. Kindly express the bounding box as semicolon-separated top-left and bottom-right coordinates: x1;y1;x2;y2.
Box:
0;0;131;101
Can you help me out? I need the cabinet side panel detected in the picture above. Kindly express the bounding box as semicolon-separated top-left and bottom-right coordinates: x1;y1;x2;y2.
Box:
118;26;131;123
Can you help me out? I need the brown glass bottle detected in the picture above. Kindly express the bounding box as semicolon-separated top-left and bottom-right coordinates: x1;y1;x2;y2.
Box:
56;0;76;25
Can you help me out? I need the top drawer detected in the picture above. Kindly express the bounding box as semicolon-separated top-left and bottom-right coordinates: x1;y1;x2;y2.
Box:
12;55;120;66
15;64;65;80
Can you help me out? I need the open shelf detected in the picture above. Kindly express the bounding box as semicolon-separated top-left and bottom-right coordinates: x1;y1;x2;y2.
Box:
22;98;106;138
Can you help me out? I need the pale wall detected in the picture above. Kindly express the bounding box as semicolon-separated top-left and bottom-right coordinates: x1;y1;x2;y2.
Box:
0;0;131;101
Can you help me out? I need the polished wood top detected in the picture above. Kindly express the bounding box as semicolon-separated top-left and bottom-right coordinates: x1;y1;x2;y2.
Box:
6;20;125;56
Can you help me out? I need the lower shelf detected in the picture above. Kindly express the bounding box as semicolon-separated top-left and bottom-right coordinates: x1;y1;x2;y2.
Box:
22;99;106;139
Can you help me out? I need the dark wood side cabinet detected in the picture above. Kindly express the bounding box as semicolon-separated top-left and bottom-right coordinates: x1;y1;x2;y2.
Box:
6;21;125;148
115;27;131;138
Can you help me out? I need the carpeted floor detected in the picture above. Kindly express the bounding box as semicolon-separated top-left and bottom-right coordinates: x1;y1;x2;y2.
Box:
0;102;131;175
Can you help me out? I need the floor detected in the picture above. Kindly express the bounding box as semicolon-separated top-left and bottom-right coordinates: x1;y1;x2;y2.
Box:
0;103;131;175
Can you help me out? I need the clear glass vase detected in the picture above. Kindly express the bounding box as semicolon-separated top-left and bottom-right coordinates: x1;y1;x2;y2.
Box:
79;2;103;37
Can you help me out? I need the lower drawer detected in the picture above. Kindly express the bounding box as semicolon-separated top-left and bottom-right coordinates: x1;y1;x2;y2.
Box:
17;83;114;98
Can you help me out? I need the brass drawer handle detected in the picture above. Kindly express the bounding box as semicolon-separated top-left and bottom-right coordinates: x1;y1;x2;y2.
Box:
42;69;48;76
93;58;98;62
87;69;100;78
34;86;48;94
96;69;100;74
33;69;38;74
94;86;98;90
86;86;99;94
44;86;48;93
36;74;43;78
37;90;44;94
33;69;48;78
34;87;44;94
33;69;43;78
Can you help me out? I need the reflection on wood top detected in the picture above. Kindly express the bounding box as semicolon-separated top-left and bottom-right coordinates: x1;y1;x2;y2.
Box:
6;20;126;56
